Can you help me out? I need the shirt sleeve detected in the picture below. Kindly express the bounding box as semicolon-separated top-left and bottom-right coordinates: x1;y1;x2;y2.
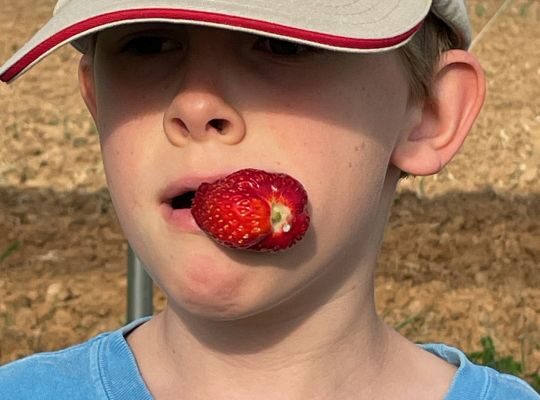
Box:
0;336;107;400
485;368;540;400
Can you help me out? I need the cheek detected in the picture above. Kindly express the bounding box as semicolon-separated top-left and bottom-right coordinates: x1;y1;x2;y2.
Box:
94;75;168;208
257;75;409;253
97;117;163;241
94;58;177;142
99;125;140;198
257;115;387;258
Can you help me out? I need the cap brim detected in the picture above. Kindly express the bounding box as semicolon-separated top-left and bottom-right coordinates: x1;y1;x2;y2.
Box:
0;0;431;83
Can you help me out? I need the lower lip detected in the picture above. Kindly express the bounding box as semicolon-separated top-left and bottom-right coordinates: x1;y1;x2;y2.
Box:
160;204;202;233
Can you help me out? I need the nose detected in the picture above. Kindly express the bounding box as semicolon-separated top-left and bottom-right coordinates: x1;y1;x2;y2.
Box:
163;59;246;147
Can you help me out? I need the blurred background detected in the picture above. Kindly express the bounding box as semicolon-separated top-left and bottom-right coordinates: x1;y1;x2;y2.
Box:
0;0;538;390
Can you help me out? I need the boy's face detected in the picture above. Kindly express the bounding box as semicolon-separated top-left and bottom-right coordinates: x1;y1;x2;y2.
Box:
82;24;415;320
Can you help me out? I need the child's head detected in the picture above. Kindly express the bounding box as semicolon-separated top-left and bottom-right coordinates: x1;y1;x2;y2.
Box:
0;1;485;320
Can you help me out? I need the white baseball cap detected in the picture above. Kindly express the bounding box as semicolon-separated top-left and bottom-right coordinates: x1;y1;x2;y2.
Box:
0;0;472;83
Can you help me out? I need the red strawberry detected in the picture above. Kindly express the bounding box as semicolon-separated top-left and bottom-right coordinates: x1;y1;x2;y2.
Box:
191;168;310;252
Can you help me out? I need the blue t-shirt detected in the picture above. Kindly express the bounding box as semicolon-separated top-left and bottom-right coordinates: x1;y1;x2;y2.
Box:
1;317;538;399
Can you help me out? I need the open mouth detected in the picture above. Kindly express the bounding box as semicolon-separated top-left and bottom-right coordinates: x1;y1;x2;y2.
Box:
171;190;195;210
170;190;196;210
161;189;201;232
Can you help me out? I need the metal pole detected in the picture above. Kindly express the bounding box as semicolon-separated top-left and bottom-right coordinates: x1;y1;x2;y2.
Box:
127;245;154;322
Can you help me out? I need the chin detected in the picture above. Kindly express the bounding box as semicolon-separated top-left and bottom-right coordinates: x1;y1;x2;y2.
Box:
164;254;257;320
153;244;297;322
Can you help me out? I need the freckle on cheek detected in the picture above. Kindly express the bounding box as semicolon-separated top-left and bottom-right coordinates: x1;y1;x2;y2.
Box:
355;142;366;152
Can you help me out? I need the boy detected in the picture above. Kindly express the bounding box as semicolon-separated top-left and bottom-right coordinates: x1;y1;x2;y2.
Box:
0;1;538;399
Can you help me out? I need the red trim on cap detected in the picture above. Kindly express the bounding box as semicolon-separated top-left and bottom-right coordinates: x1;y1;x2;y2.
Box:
1;8;422;82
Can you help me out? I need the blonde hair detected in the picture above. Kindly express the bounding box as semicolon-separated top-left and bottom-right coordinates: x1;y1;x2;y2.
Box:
398;13;460;103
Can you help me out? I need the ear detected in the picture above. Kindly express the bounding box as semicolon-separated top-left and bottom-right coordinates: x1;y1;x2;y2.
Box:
78;53;98;122
391;49;486;176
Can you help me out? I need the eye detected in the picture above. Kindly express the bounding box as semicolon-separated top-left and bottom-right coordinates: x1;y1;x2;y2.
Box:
253;37;322;57
120;35;182;55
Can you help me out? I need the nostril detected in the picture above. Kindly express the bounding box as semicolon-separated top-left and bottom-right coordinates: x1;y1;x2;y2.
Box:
208;118;228;132
172;118;189;137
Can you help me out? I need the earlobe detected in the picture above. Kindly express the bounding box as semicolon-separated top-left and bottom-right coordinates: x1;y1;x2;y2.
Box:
391;49;486;176
78;53;98;122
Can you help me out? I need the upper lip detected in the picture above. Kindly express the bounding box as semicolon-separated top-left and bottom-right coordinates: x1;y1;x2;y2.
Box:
160;172;231;204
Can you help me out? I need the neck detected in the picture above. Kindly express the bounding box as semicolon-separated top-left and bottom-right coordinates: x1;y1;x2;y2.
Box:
134;265;393;400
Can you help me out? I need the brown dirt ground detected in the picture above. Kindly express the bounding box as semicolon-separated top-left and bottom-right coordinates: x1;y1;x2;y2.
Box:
1;0;539;382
